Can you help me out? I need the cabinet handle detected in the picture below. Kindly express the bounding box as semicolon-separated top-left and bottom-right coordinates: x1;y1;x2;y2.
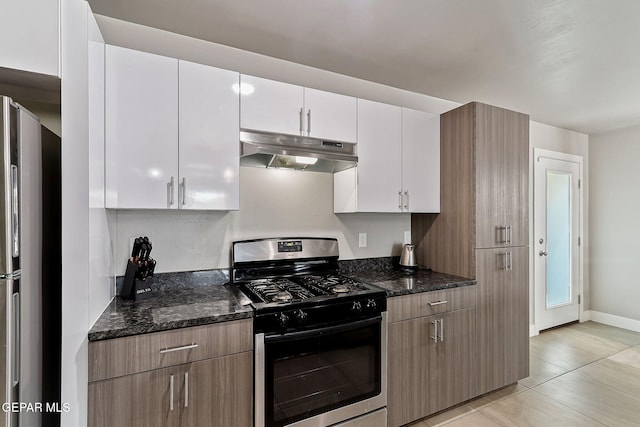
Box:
431;320;438;343
506;225;512;245
181;177;186;206
439;318;444;342
501;252;508;270
398;191;402;210
497;225;507;244
168;176;175;206
299;108;304;135
184;372;189;408
404;191;409;210
307;109;311;135
428;300;448;306
507;251;513;271
169;374;174;411
159;343;199;354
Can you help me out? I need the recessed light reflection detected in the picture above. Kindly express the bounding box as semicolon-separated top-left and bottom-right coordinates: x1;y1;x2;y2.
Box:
232;82;255;95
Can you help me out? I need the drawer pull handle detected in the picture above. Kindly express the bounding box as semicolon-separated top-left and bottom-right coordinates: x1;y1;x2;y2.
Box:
428;300;448;306
160;343;199;354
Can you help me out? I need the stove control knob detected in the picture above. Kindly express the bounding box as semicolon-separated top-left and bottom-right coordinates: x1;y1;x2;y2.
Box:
277;312;290;329
366;299;377;311
295;309;308;326
351;301;363;315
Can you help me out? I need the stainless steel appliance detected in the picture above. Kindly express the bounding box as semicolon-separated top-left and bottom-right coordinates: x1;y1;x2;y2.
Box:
231;238;387;427
239;130;357;172
399;244;417;268
1;96;61;427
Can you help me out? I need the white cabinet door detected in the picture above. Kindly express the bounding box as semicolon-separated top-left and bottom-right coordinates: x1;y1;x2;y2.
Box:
304;88;356;143
401;108;440;213
179;61;240;210
105;45;179;209
0;0;59;76
240;75;303;136
356;99;402;212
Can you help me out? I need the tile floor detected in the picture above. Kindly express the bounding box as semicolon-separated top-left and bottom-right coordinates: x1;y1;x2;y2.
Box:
408;321;640;427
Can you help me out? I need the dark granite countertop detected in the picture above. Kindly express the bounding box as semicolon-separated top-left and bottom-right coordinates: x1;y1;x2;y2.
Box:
338;258;476;297
88;270;253;342
88;258;475;341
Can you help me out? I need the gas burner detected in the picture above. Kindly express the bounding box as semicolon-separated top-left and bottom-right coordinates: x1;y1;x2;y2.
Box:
272;291;293;302
297;274;370;295
242;278;326;304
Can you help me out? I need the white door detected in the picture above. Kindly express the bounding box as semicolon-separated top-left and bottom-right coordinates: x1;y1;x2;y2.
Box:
355;99;402;212
534;149;582;331
105;45;179;209
401;108;440;213
303;88;356;142
239;75;303;136
179;60;239;210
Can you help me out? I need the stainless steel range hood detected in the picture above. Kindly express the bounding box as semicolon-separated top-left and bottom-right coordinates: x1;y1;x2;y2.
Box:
240;130;357;173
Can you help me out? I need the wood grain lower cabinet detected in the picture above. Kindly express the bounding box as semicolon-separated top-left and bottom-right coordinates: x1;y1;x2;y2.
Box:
388;301;476;427
476;247;529;395
89;364;184;427
88;320;253;427
183;352;253;427
88;351;253;427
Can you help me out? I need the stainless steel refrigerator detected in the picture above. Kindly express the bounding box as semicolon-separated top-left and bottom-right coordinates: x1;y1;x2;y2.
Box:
1;96;61;427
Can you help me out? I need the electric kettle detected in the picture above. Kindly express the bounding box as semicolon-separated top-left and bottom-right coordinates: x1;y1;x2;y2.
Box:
399;244;418;268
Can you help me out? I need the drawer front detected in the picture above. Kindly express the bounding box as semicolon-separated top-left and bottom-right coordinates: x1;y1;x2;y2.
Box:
387;286;476;322
89;318;253;382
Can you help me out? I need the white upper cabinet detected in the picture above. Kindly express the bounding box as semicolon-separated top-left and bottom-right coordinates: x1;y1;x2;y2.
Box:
0;0;59;76
335;99;402;213
401;108;440;213
105;45;240;211
240;75;304;136
179;60;239;210
334;102;440;213
240;75;356;142
303;88;357;142
105;45;179;209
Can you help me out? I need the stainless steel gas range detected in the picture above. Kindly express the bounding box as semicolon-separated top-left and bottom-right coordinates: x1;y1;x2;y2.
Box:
231;238;388;427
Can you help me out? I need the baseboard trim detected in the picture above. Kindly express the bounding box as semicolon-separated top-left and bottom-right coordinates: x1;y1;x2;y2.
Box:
529;324;538;337
586;310;640;333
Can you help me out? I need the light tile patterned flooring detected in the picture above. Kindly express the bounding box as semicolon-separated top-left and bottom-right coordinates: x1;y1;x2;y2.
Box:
408;321;640;427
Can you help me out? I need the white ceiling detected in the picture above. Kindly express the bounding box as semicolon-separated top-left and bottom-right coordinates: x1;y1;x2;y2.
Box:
87;0;640;135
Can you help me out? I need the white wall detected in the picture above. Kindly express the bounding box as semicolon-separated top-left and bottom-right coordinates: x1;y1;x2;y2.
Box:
529;121;589;330
61;1;89;426
590;124;640;324
114;167;410;275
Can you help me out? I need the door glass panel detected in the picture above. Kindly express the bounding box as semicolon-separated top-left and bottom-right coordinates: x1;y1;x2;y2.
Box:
546;171;571;307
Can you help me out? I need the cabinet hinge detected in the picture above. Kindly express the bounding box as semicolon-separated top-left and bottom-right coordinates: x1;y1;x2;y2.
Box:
578;179;581;189
578;237;581;246
578;294;581;304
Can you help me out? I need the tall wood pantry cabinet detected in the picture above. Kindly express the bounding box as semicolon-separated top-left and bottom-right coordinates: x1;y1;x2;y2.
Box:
412;102;530;397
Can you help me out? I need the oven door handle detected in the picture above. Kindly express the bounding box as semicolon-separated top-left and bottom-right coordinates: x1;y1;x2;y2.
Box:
264;316;382;344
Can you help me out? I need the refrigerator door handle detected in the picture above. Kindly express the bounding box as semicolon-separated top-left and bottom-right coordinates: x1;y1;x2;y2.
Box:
12;291;20;386
11;164;19;257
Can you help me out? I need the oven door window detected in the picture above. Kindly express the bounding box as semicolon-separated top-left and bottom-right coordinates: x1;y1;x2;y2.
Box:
264;318;381;427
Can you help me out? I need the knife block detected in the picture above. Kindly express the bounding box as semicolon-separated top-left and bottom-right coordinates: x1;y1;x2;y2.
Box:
120;259;156;301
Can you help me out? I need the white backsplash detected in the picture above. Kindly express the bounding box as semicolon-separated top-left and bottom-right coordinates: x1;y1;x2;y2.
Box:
113;167;410;275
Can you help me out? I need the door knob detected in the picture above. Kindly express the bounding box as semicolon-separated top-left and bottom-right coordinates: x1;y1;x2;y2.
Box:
539;251;548;256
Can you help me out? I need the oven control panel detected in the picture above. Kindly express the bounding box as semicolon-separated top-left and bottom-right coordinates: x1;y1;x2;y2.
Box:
278;240;303;252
